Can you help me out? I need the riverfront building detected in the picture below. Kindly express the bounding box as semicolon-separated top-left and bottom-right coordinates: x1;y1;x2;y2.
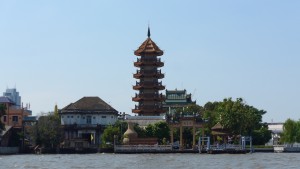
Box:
132;27;166;116
0;96;31;129
60;97;118;150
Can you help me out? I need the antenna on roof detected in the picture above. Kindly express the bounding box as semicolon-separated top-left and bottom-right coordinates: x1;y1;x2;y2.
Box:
147;24;151;38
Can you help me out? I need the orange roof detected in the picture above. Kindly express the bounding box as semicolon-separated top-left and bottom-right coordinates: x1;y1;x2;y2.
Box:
134;28;164;56
134;37;163;56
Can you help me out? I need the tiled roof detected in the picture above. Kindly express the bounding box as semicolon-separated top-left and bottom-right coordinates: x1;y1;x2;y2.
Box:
211;122;224;130
61;97;118;114
134;37;163;56
0;125;12;136
0;96;15;104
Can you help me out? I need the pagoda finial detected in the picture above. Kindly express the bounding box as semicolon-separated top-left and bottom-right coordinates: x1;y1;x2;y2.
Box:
147;25;151;38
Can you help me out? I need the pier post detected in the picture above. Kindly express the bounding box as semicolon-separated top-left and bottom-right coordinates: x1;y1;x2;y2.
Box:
192;126;195;148
180;126;183;149
170;126;174;144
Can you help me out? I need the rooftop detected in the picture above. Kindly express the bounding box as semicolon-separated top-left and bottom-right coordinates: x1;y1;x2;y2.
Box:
0;96;15;104
134;27;163;56
61;96;118;114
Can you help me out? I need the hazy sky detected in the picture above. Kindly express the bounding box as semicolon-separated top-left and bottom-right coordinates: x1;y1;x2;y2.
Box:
1;1;299;122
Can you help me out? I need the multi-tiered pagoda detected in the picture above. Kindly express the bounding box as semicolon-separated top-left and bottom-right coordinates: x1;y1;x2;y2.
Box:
132;28;166;116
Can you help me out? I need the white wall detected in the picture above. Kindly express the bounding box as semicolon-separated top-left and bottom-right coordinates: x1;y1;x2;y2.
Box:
61;113;117;125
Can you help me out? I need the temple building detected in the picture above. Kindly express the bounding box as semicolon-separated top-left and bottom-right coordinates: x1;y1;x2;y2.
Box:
132;27;166;116
163;89;196;115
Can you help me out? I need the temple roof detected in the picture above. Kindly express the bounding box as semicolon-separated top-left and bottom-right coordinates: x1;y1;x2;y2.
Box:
60;97;118;114
134;28;163;56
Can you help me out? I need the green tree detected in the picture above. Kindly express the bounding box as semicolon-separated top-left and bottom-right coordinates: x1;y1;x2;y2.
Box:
134;123;146;138
217;98;264;136
202;101;220;135
252;123;272;145
145;124;154;137
30;112;62;148
152;121;170;144
0;104;6;134
281;118;300;143
101;125;120;147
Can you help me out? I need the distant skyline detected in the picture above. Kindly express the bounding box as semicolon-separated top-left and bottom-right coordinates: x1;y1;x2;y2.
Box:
1;1;299;122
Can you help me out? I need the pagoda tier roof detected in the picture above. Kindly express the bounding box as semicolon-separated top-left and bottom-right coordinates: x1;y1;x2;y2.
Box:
134;28;163;56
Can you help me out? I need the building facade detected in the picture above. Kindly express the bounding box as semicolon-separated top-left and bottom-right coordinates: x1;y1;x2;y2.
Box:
163;89;196;115
132;28;166;116
60;97;118;150
0;96;31;128
3;88;21;108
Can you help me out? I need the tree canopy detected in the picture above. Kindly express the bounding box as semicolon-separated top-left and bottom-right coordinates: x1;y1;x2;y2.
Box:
29;112;62;148
217;98;265;136
0;104;6;134
201;98;270;145
281;118;300;144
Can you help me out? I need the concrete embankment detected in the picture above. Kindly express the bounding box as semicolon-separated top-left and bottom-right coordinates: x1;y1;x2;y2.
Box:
0;147;19;155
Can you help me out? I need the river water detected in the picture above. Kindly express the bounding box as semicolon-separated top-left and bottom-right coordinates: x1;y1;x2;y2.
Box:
0;153;299;169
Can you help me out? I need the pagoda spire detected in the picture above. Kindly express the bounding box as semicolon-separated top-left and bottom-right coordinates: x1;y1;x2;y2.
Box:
147;26;151;38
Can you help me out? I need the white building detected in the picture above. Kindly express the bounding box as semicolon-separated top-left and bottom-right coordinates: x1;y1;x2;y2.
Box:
60;97;118;150
266;122;284;146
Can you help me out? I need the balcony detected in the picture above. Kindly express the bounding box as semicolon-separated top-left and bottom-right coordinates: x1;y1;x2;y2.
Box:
133;70;164;79
134;58;164;67
62;124;103;130
132;93;165;102
133;81;165;90
132;105;165;114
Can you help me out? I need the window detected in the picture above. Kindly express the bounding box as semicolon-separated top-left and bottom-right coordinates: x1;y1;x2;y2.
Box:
71;116;73;118
12;116;18;122
3;115;7;122
62;116;64;118
93;117;96;119
67;116;69;118
86;116;92;124
102;116;106;118
77;116;80;118
111;116;113;118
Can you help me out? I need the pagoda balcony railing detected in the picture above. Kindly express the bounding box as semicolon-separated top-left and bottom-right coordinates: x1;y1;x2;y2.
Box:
133;70;164;79
133;105;164;111
134;58;164;67
133;81;165;90
132;93;165;101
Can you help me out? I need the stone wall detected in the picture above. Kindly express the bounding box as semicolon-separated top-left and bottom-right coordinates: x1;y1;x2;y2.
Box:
0;147;19;154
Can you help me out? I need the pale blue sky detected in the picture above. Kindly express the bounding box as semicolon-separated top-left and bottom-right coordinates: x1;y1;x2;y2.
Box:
1;1;299;122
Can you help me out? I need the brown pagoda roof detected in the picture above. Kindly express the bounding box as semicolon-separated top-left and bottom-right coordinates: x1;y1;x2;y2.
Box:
60;97;118;114
211;122;224;130
134;27;163;56
211;122;230;135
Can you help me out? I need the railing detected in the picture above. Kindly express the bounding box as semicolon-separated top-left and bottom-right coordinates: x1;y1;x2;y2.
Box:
133;70;164;79
134;58;164;67
135;81;163;86
135;69;162;74
133;93;165;99
211;144;241;150
114;145;172;152
62;124;103;129
134;105;164;110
